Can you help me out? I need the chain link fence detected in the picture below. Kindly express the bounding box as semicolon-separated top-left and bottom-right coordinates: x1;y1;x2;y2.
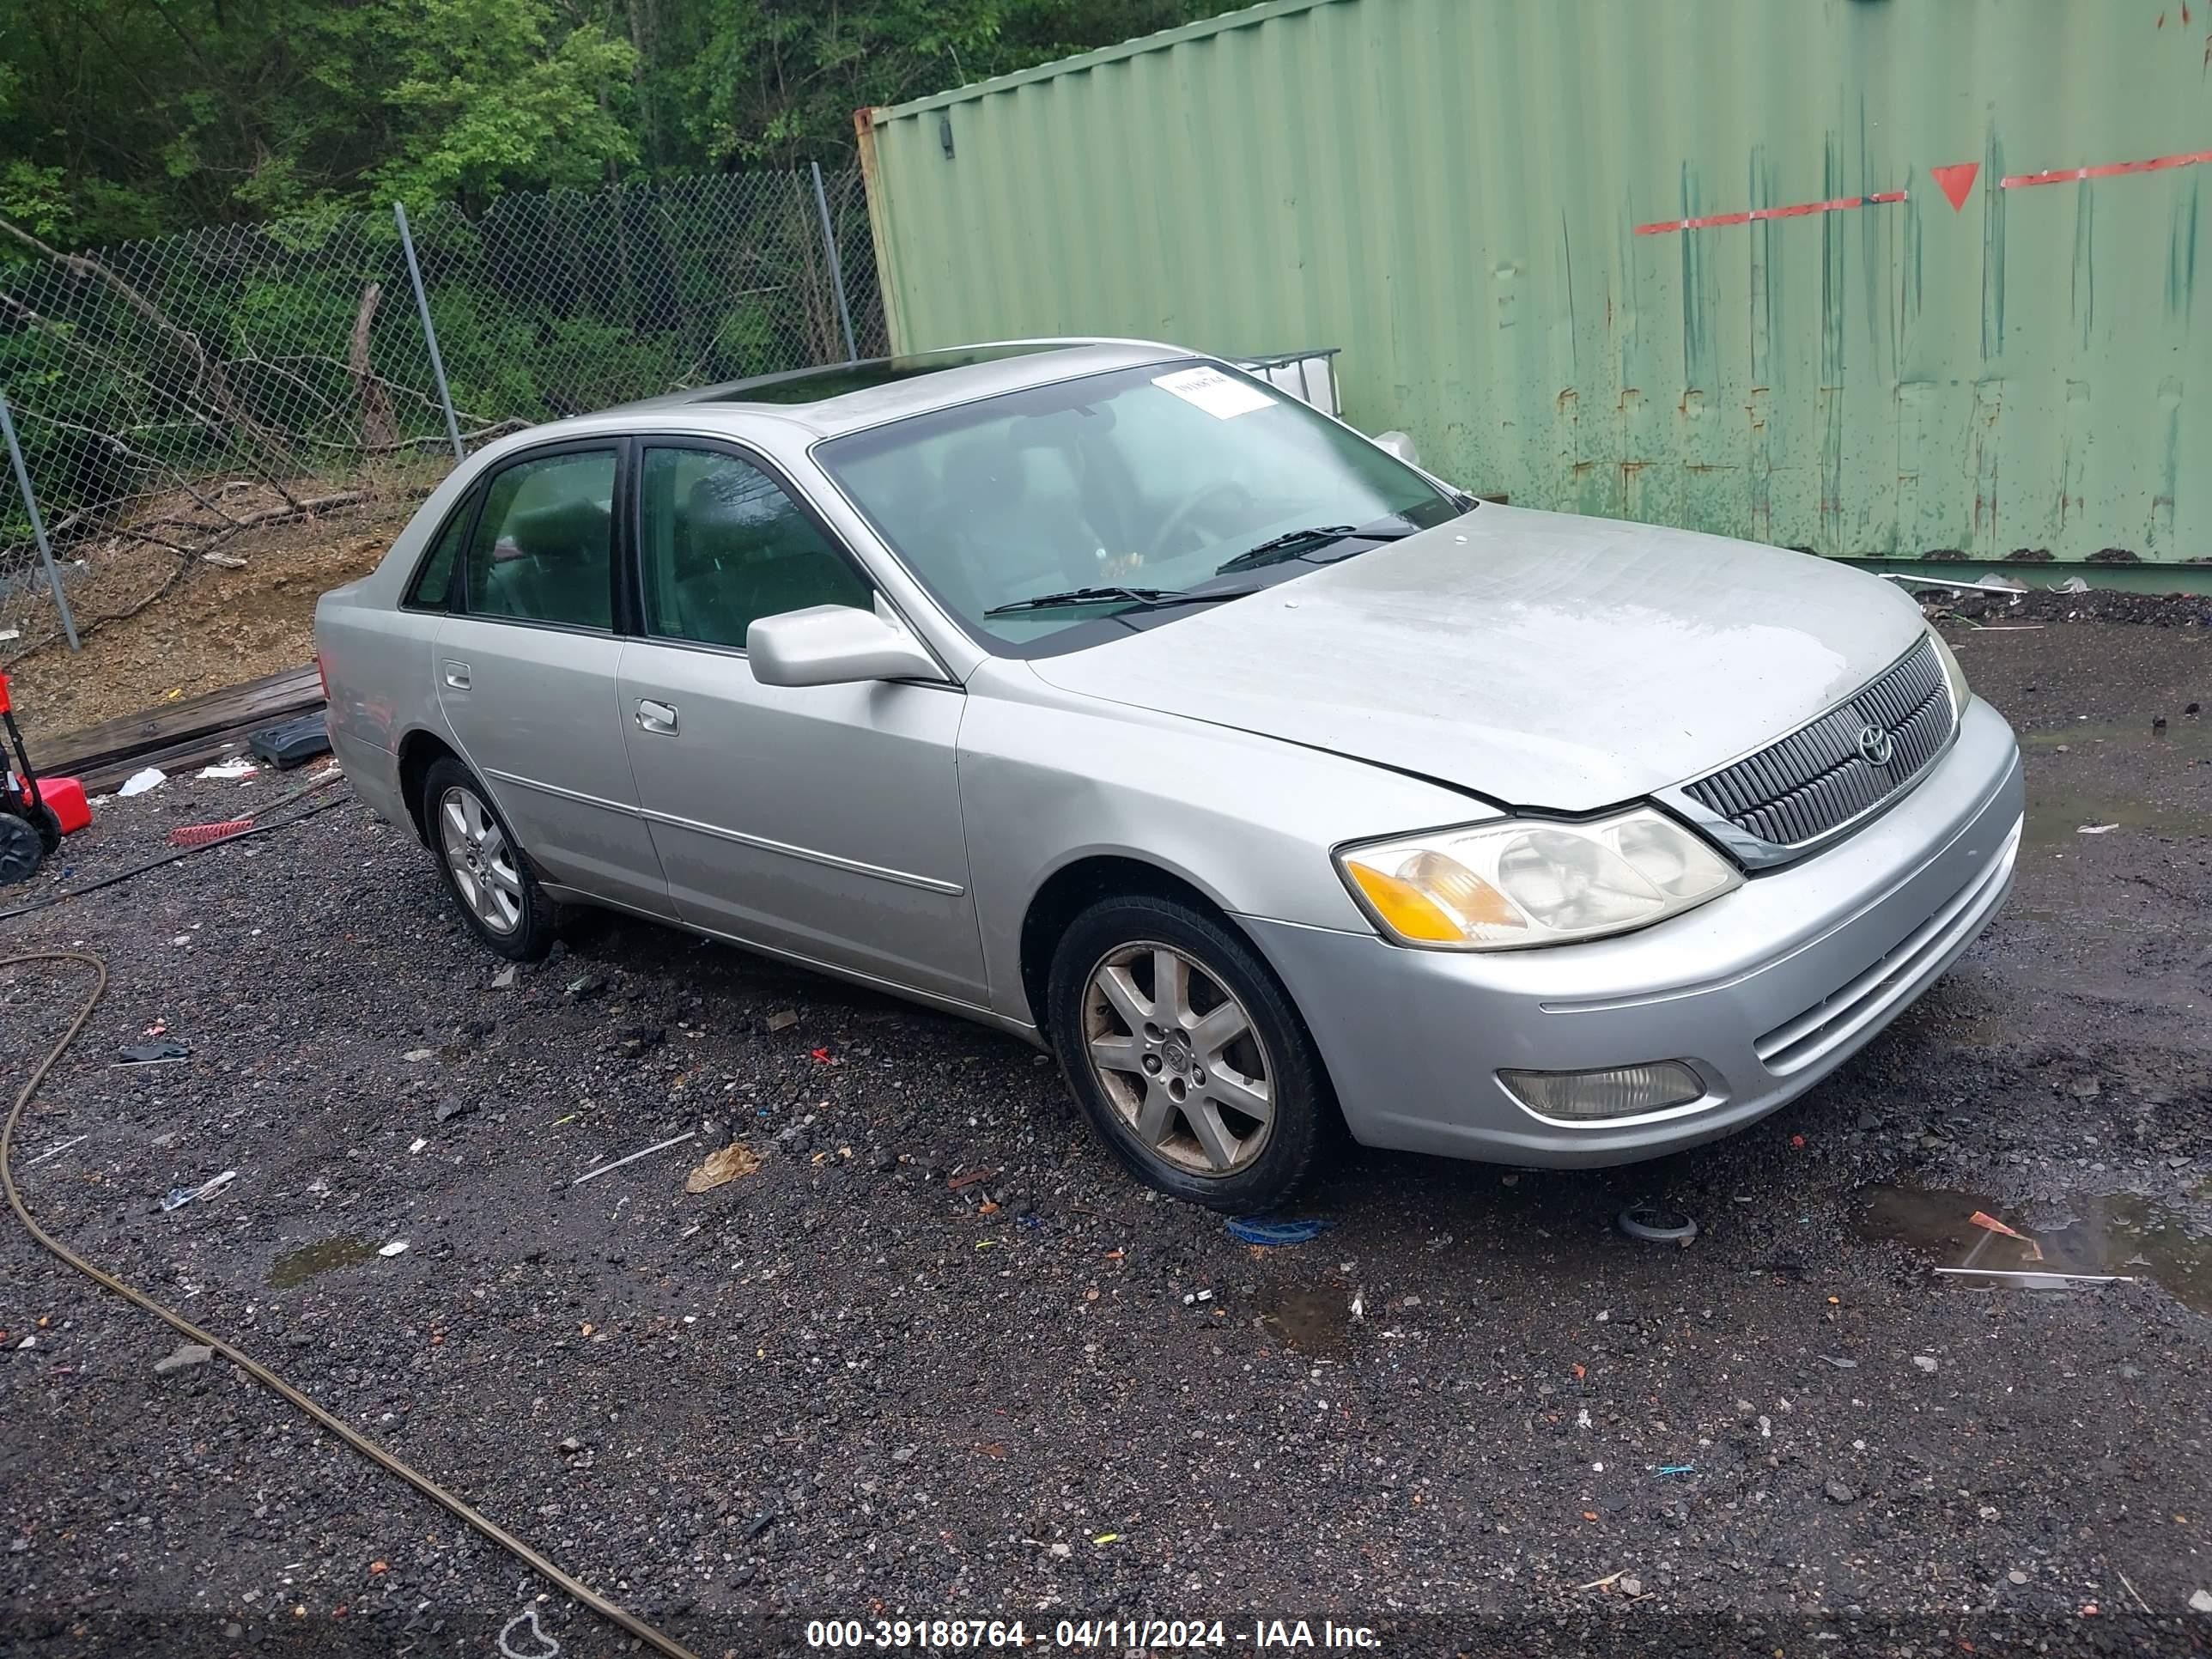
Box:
0;168;888;669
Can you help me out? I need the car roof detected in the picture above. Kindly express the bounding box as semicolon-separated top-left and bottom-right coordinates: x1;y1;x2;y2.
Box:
600;338;1188;439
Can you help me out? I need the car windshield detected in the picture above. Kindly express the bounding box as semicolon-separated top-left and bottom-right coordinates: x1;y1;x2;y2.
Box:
813;360;1464;653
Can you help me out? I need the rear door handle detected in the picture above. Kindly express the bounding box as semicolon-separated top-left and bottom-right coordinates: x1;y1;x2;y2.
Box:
442;660;471;690
635;699;678;735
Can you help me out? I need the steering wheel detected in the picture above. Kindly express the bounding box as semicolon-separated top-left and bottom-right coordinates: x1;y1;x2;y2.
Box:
1151;478;1259;559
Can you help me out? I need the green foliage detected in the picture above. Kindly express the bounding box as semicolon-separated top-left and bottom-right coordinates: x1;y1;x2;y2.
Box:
0;0;1218;244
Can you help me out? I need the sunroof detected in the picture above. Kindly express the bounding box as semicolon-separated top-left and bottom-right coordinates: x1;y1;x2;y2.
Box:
691;343;1074;407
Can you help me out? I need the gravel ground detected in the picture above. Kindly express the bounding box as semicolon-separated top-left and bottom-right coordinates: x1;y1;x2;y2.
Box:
3;619;2210;1659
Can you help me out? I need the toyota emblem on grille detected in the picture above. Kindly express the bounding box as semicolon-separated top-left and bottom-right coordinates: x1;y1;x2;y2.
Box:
1856;724;1896;767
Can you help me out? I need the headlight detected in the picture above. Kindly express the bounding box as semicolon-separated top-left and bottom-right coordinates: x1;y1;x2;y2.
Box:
1929;625;1970;719
1337;807;1742;951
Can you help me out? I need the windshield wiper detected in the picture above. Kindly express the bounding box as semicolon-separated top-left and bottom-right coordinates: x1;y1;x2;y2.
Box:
982;583;1255;617
1215;519;1419;574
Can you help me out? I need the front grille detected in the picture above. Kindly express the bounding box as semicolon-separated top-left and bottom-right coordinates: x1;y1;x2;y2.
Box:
1685;638;1954;848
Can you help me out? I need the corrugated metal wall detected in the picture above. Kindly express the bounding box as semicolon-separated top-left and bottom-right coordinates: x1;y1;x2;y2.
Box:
859;0;2211;563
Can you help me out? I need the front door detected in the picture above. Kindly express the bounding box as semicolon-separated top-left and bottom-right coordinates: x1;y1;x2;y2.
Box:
434;441;673;919
616;441;985;1003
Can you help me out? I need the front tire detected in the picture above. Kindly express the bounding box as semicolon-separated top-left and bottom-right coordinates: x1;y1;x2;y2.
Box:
1047;893;1329;1213
421;757;556;962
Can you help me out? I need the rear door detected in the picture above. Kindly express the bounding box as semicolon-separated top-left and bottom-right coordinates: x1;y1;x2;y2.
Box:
615;439;986;1004
434;440;673;919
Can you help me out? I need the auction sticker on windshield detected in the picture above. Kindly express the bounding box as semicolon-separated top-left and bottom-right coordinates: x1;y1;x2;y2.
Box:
1152;366;1276;419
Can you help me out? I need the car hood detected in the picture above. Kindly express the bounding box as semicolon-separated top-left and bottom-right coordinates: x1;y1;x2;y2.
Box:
1025;504;1929;810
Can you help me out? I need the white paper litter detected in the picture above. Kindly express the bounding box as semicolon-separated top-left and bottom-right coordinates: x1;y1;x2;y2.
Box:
198;760;258;780
1152;365;1276;420
379;1239;409;1257
2076;823;2118;835
408;1137;428;1154
118;767;168;797
0;627;19;643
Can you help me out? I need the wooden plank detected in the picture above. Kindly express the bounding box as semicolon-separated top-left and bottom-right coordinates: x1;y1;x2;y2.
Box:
37;664;322;776
78;705;325;794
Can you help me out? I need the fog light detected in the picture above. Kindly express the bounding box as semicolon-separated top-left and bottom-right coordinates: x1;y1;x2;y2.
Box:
1498;1061;1706;1121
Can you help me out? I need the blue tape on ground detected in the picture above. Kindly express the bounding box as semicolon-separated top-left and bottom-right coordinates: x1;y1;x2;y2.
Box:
1226;1217;1328;1246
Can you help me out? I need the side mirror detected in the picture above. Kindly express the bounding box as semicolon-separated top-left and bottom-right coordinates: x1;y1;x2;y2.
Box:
746;605;943;688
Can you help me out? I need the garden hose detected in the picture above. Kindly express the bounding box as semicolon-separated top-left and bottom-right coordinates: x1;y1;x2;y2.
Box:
2;950;700;1659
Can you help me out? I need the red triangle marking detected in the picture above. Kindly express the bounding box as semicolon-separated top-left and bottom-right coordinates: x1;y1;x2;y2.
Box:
1930;161;1981;212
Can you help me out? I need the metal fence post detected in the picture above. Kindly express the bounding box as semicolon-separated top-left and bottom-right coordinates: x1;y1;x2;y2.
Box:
0;391;79;652
810;161;860;364
394;202;467;464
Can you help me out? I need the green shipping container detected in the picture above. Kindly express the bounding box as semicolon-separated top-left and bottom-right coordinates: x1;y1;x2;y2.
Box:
858;0;2211;564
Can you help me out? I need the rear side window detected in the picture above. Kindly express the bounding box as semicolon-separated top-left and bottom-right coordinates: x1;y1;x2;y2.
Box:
464;449;617;630
404;497;473;610
637;446;870;650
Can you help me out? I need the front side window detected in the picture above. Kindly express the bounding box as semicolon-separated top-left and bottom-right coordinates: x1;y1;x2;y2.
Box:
637;446;871;650
815;359;1461;654
464;448;617;630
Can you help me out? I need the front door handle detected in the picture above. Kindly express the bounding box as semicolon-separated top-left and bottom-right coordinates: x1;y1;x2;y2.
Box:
635;698;678;735
442;660;471;690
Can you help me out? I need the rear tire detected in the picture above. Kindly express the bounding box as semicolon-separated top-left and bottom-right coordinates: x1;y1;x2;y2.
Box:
1047;893;1329;1214
420;757;556;962
30;804;63;855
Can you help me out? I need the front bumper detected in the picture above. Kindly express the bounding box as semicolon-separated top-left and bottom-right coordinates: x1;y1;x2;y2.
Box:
1244;697;2024;1166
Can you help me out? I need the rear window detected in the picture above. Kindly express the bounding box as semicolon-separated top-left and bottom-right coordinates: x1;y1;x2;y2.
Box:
404;498;473;611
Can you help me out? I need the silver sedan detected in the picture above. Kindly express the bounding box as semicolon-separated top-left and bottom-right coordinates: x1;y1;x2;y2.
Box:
314;340;2023;1212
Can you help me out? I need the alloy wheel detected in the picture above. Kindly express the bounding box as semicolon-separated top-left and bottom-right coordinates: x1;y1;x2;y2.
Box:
1080;940;1274;1176
438;784;523;935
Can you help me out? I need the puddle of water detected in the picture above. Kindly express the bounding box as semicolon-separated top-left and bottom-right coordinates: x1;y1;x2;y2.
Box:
1261;1288;1351;1356
2021;793;2212;847
269;1235;379;1289
1859;1186;2211;1312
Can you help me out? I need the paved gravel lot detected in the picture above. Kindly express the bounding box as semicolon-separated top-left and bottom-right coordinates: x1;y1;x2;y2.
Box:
3;616;2209;1659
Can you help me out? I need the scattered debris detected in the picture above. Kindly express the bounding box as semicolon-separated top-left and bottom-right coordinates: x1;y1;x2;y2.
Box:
1969;1209;2044;1260
497;1606;561;1659
22;1132;90;1167
408;1137;428;1155
1618;1200;1698;1244
160;1170;236;1212
491;964;519;990
1576;1570;1625;1593
196;760;258;780
153;1342;215;1376
2118;1571;2154;1616
1933;1267;2139;1287
115;1041;189;1066
117;767;167;797
683;1142;762;1194
1823;1356;1859;1370
200;551;248;570
378;1240;409;1258
250;710;332;769
1181;1289;1216;1306
1656;1464;1695;1477
402;1048;434;1062
1912;1355;1940;1374
764;1009;799;1032
1226;1217;1328;1246
2190;1589;2212;1613
2076;823;2118;836
2051;574;2091;594
947;1167;995;1191
571;1129;698;1186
